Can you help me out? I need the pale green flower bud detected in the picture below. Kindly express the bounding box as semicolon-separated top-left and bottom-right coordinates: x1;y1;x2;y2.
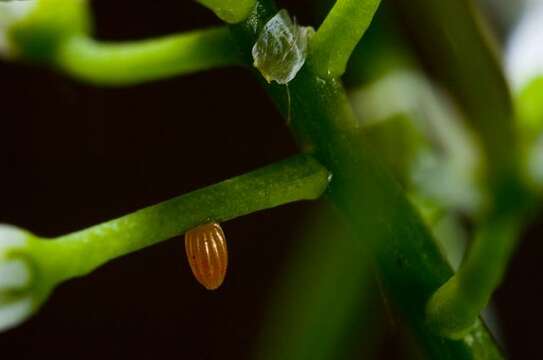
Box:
0;224;34;331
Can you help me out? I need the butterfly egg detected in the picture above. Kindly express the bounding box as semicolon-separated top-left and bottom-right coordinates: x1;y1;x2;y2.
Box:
185;222;228;290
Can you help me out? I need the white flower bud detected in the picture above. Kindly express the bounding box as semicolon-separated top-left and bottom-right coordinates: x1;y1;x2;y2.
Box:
0;0;38;58
506;0;543;91
0;224;34;332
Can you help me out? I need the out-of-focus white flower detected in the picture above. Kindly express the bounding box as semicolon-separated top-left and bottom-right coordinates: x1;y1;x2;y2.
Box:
0;224;34;332
477;0;525;30
0;0;38;58
350;70;483;214
506;0;543;91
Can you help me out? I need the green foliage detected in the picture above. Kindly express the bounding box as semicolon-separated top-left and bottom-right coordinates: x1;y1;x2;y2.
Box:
390;0;540;339
231;0;505;357
0;155;329;330
426;216;522;339
2;0;543;358
309;0;381;78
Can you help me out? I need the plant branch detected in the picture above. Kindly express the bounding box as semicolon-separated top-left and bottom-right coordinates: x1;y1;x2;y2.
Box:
54;27;242;86
29;155;329;281
309;0;381;78
426;215;522;338
230;0;503;357
257;204;379;359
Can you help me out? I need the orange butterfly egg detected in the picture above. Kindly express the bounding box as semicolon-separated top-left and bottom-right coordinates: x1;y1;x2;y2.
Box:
184;222;228;290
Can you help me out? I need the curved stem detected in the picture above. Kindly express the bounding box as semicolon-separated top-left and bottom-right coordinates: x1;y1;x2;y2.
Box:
426;215;522;338
30;155;329;281
55;27;242;86
391;0;517;187
309;0;381;78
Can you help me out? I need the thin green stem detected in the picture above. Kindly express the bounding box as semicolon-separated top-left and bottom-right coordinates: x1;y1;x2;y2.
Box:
197;0;256;23
55;27;241;86
426;215;522;338
426;175;538;338
309;0;381;78
30;155;329;281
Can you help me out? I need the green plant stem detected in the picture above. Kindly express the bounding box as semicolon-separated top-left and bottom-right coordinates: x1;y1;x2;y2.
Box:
197;0;256;23
309;0;381;78
29;155;329;282
257;204;381;360
55;27;241;86
231;1;503;358
426;215;521;338
426;177;538;338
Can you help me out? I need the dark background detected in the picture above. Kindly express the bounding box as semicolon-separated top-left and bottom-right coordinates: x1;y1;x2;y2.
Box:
0;1;541;359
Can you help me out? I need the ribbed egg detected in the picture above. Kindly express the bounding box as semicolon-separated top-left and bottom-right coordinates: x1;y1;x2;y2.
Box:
184;222;228;290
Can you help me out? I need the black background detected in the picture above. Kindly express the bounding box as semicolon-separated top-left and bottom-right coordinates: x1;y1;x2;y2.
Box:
0;1;541;359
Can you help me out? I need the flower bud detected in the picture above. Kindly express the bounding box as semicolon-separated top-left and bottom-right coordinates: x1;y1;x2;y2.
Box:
0;224;34;332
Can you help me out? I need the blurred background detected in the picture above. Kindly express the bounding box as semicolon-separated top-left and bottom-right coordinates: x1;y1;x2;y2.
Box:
0;1;542;359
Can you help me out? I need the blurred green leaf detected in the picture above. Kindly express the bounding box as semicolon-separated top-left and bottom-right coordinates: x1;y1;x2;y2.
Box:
391;0;517;185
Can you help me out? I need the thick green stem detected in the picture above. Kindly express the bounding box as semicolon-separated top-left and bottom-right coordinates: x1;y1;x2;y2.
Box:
231;1;503;358
55;27;241;86
257;205;379;360
197;0;256;23
309;0;381;78
30;155;329;281
426;171;538;337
